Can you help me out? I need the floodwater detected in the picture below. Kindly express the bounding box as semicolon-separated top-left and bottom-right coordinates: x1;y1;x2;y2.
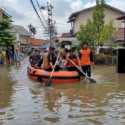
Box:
0;58;125;125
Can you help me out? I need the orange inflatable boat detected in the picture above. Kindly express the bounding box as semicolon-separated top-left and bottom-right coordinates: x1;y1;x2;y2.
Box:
27;66;80;84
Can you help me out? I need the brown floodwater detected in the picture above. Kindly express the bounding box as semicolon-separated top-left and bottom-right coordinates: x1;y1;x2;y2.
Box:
0;58;125;125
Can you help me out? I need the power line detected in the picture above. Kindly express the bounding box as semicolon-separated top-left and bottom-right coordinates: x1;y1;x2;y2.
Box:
30;0;47;30
35;0;47;26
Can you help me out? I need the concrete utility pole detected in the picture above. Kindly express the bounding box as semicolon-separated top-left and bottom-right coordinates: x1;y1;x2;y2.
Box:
47;1;53;47
41;1;57;47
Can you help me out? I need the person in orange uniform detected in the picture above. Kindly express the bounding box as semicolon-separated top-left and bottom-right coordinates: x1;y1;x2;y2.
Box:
65;51;79;71
79;43;94;77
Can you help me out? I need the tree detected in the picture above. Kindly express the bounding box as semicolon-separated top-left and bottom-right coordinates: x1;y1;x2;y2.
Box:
97;20;116;45
92;0;105;40
0;15;15;47
77;19;96;46
76;0;115;47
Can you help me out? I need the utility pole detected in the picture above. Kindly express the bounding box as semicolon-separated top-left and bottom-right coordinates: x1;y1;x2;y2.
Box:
47;1;53;47
41;1;57;47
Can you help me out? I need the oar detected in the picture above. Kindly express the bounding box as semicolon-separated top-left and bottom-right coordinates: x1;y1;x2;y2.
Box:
46;51;61;86
68;58;96;83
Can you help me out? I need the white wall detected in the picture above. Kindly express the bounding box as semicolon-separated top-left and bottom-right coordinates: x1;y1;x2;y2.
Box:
73;6;124;33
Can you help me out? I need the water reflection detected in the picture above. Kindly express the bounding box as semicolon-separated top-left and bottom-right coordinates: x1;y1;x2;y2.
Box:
0;60;125;125
0;66;13;108
0;66;15;125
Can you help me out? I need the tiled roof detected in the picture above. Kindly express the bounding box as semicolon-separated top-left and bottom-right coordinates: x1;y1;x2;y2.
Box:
29;38;48;46
61;33;73;38
0;8;9;17
68;4;125;22
117;15;125;20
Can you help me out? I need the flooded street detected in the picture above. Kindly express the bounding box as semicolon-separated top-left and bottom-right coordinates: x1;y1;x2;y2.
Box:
0;58;125;125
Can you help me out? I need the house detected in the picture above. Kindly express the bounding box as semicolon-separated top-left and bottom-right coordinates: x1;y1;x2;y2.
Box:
115;28;125;44
28;37;48;49
0;8;9;18
54;33;78;48
116;15;125;46
12;25;32;53
68;4;125;36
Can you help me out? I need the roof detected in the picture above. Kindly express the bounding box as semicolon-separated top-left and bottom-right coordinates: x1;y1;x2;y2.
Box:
117;15;125;20
0;8;10;17
61;33;73;38
29;38;48;46
116;28;125;41
68;4;125;22
12;25;32;36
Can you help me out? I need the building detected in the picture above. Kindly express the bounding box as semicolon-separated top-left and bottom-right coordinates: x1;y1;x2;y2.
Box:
54;33;78;49
12;25;32;53
68;4;125;35
115;28;125;45
0;8;9;18
28;37;48;49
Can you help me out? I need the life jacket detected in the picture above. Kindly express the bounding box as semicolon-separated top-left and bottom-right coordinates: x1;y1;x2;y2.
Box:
66;58;78;67
42;53;50;69
80;48;91;66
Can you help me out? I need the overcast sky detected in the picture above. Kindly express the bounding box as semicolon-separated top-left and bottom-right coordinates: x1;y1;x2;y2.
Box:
0;0;125;39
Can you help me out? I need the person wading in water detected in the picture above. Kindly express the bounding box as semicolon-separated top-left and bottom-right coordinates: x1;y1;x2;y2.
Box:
79;43;94;78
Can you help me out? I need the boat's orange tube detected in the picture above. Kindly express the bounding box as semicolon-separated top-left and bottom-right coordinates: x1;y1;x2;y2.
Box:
28;66;80;84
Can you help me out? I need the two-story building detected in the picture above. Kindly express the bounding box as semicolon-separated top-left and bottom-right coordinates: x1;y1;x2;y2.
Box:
11;25;32;53
68;4;125;46
0;8;9;18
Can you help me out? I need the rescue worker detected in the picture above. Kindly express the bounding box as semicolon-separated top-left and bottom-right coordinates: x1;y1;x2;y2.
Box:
14;48;21;67
47;47;60;71
29;49;41;67
41;49;50;70
65;52;78;71
0;51;3;65
79;43;94;77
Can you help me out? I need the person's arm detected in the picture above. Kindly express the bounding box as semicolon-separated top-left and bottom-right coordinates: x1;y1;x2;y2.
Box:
48;54;54;68
77;50;82;66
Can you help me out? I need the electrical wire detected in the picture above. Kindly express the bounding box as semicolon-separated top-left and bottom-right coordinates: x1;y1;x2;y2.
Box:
30;0;47;30
35;0;47;25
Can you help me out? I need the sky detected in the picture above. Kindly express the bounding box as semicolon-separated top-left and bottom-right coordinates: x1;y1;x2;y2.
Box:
0;0;125;39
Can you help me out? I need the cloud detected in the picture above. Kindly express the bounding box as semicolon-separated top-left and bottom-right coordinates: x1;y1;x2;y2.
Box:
108;0;125;11
70;0;84;12
83;1;95;9
53;0;71;17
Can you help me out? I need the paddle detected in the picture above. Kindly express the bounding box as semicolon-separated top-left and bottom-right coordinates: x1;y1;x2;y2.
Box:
68;58;96;83
46;51;61;86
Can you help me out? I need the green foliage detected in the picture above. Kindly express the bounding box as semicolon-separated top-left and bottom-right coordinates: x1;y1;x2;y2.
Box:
93;0;105;34
97;20;116;44
0;16;15;47
77;19;96;46
76;0;115;47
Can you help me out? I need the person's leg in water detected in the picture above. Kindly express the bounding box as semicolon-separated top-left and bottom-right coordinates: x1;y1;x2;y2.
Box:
86;65;91;77
80;65;91;80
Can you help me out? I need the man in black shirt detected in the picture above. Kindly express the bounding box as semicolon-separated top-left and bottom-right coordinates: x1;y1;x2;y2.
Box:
47;47;60;71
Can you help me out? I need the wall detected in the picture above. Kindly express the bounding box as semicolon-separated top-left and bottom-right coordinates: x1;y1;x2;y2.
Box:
73;6;124;33
0;8;3;18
